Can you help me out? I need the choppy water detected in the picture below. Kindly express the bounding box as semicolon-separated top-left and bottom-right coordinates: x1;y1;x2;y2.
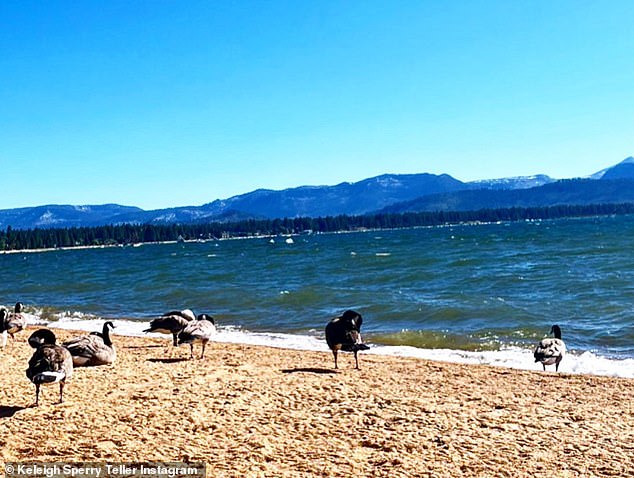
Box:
2;215;634;377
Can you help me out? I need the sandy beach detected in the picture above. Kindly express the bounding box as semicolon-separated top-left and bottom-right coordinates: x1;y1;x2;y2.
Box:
1;327;633;478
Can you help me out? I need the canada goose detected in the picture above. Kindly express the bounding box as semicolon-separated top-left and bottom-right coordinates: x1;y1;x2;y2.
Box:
177;314;216;359
0;308;8;348
143;309;197;346
26;329;73;406
63;321;117;367
534;324;566;372
2;302;26;342
325;310;370;369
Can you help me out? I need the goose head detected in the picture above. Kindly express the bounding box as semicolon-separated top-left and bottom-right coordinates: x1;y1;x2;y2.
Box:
14;302;24;313
28;329;57;348
197;314;215;324
340;310;363;330
550;324;562;340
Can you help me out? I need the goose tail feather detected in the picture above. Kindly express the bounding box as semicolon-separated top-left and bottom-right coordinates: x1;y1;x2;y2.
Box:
341;343;370;352
32;371;66;384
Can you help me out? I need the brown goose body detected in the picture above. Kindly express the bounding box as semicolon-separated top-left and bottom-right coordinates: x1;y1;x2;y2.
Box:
26;329;73;406
177;314;216;359
1;302;27;345
63;321;116;367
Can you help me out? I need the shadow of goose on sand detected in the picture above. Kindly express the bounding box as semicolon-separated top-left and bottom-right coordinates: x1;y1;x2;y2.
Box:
282;367;338;375
0;405;27;418
147;357;190;364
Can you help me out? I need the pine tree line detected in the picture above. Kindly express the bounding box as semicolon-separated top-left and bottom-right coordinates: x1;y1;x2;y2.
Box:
1;203;633;251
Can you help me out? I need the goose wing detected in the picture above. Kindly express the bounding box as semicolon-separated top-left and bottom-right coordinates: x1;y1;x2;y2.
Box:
325;318;347;349
144;315;190;334
163;309;196;321
6;313;26;334
178;320;216;344
63;335;116;366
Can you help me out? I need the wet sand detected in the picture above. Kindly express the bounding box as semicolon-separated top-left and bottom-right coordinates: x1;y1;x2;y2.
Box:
1;327;633;477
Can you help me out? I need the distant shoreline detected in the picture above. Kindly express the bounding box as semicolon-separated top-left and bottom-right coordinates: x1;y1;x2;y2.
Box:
0;241;179;255
0;235;281;255
0;203;634;254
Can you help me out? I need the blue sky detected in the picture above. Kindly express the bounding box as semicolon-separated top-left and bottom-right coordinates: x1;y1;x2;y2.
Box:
1;1;633;210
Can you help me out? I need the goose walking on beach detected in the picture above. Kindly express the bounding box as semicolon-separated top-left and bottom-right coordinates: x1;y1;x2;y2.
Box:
26;329;74;406
144;309;197;347
177;314;216;359
63;321;117;367
0;302;27;346
534;324;566;372
325;310;370;369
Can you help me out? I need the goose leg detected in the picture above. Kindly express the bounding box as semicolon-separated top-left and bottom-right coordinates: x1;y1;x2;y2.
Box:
59;382;65;404
172;333;178;347
354;351;359;369
200;340;207;360
189;344;194;360
332;350;338;369
35;384;41;407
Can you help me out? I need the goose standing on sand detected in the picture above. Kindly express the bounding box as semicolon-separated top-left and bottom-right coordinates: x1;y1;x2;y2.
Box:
26;329;73;406
1;302;27;344
177;314;216;359
144;309;197;347
534;324;566;372
63;321;117;366
325;310;370;369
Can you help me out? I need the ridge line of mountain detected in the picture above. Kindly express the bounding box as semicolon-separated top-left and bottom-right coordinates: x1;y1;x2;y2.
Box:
2;157;633;230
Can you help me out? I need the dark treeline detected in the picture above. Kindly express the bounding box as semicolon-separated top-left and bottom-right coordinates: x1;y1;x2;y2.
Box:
1;203;633;251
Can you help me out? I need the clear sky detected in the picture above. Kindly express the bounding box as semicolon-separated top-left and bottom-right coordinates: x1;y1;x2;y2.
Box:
1;1;633;210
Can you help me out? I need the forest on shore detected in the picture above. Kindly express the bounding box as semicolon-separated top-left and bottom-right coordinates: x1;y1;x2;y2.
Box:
1;202;633;252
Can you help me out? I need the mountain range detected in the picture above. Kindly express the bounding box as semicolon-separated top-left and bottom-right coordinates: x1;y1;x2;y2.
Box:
2;157;634;230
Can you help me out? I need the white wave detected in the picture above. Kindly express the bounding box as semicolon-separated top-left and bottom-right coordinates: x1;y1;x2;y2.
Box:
367;344;634;379
19;312;48;326
38;316;634;379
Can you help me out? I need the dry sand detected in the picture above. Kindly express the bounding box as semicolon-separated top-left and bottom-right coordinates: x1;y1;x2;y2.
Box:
1;327;633;477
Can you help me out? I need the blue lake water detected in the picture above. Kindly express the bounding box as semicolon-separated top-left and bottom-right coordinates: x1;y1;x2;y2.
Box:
2;215;633;377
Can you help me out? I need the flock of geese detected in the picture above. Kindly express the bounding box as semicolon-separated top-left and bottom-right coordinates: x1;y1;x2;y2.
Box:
0;302;567;406
2;306;219;406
